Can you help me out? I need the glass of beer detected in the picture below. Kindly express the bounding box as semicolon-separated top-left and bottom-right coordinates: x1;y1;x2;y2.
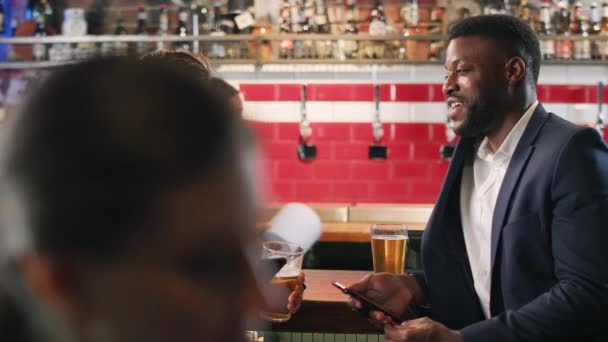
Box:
371;224;409;274
260;241;304;322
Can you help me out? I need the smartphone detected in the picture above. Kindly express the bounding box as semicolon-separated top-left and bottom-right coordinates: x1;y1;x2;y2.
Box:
258;257;287;283
332;281;405;324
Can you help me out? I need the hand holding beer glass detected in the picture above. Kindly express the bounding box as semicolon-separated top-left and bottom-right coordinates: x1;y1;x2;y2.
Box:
371;224;409;274
261;241;304;322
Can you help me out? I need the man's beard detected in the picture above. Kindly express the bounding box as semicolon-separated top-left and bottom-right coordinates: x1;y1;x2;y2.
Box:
454;90;506;138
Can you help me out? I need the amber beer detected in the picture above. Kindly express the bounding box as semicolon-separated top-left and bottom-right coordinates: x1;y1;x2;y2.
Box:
371;235;408;274
261;275;299;322
260;241;304;322
370;224;409;274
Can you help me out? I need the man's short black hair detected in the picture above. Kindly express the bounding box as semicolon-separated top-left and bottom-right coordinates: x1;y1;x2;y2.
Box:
448;15;541;84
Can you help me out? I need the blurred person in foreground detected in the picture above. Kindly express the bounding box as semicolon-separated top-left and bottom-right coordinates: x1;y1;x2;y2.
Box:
347;15;608;342
141;50;306;314
0;57;274;342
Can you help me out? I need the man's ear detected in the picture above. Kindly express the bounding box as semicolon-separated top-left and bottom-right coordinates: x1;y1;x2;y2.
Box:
505;57;526;85
21;254;83;320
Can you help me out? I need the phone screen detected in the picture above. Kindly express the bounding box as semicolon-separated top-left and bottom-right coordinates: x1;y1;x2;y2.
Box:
332;281;405;324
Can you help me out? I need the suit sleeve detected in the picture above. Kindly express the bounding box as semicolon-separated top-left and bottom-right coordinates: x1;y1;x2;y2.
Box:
461;128;608;341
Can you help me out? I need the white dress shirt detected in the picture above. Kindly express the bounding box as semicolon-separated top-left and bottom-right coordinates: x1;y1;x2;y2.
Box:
460;101;539;319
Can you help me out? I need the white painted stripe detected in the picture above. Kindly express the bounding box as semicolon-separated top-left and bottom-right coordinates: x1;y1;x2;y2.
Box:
244;101;601;125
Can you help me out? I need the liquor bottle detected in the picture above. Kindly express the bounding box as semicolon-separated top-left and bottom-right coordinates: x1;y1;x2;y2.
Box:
369;0;387;36
209;2;226;59
159;4;169;35
198;2;209;34
0;0;5;34
517;0;534;27
367;0;387;59
279;0;293;59
156;4;169;50
314;0;331;58
32;6;47;61
570;2;583;60
401;0;419;27
175;7;190;51
539;3;556;60
135;3;148;55
590;3;602;59
554;0;571;59
25;0;35;20
40;0;55;32
301;0;315;58
113;18;128;56
341;0;359;59
601;2;608;59
577;17;592;60
292;1;304;59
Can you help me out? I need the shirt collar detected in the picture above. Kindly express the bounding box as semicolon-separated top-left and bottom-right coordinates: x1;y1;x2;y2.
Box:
477;100;539;162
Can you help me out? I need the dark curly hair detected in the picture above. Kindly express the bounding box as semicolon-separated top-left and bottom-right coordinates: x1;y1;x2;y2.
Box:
448;15;541;84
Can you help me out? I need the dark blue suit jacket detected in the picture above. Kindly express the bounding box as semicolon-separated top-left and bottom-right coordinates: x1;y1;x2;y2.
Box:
418;104;608;341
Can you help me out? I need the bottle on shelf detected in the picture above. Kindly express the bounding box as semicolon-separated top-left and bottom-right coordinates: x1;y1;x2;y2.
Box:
554;0;572;60
112;18;128;56
292;0;304;59
279;0;294;59
600;2;608;60
590;3;602;59
40;0;56;33
301;0;316;58
314;0;332;59
0;0;5;35
366;0;387;59
209;2;226;59
32;5;47;61
156;4;169;50
339;0;359;60
175;6;190;51
539;2;556;60
135;3;148;55
570;2;588;60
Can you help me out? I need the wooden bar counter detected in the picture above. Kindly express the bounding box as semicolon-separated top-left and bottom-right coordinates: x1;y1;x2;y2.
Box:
269;269;382;334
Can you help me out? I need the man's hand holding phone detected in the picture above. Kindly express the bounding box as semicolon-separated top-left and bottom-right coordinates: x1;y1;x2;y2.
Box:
345;273;425;325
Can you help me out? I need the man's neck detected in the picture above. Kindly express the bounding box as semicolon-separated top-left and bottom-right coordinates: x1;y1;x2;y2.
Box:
485;98;535;153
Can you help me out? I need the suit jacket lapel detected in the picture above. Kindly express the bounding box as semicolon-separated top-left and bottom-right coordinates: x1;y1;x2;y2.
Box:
490;105;550;270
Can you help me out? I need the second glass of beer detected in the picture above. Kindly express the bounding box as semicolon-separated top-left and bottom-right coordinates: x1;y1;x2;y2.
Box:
370;224;409;274
260;241;304;322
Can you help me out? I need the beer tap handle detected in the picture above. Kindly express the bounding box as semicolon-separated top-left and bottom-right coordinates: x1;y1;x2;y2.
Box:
299;84;311;141
372;84;384;142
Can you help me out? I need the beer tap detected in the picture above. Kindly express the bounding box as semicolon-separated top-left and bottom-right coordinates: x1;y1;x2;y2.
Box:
369;84;388;159
297;84;317;160
191;1;200;54
596;82;605;139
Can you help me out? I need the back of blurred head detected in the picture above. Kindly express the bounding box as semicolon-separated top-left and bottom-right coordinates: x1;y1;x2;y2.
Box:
1;57;264;342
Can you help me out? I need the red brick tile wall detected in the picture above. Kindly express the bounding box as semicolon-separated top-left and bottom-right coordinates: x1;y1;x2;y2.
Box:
249;121;450;204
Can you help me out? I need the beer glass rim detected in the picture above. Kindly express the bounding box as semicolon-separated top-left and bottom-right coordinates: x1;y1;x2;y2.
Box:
262;240;304;256
370;223;409;230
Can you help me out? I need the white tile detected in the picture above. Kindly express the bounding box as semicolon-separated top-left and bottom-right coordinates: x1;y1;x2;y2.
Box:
409;102;447;123
542;103;570;120
242;101;258;120
306;102;335;122
249;102;300;122
379;102;410;123
538;65;570;85
570;103;599;124
409;65;445;83
566;65;608;84
333;102;376;122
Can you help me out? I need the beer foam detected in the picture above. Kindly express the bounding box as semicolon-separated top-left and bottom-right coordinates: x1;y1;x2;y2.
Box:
371;235;408;240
